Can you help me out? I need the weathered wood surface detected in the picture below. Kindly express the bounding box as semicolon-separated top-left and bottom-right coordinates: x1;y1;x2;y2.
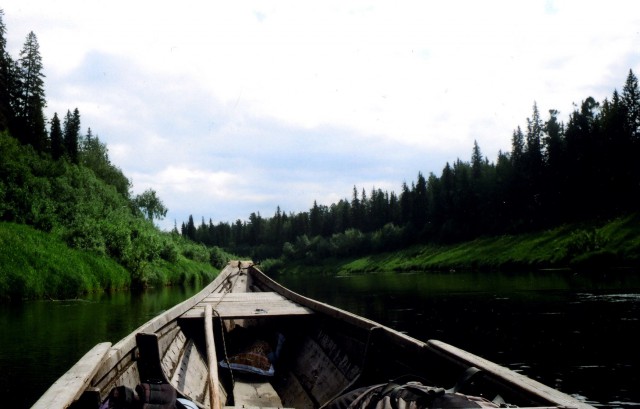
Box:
205;304;222;409
169;336;212;405
92;263;242;401
181;292;314;319
32;342;112;409
233;379;283;408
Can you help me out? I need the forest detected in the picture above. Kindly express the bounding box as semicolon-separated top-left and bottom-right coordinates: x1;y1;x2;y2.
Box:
179;72;640;263
2;7;640;300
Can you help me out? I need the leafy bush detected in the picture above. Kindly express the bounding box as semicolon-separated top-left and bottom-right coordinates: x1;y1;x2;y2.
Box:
565;228;609;259
1;132;219;296
209;246;230;269
0;222;130;301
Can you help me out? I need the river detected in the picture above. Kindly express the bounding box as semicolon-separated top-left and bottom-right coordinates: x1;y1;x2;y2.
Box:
0;270;638;408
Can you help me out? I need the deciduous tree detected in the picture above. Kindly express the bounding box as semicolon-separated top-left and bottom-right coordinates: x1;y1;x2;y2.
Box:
134;189;167;223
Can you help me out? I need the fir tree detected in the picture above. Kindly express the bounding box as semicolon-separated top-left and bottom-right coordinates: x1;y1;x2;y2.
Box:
63;108;81;163
0;9;14;132
15;31;47;151
471;140;483;179
621;69;640;139
49;112;64;160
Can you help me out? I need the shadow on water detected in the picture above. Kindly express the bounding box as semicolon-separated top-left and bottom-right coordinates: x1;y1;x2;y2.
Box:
0;284;202;408
276;270;640;409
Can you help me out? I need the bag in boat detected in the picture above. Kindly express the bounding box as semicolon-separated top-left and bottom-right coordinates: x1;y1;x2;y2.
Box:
219;333;285;377
219;339;275;376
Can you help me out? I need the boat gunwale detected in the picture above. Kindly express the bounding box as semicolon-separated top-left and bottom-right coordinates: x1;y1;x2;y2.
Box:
248;264;593;409
33;261;596;409
91;263;242;389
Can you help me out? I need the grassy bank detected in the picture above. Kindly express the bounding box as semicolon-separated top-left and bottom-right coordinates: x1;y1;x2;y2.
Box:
266;214;640;275
0;222;218;301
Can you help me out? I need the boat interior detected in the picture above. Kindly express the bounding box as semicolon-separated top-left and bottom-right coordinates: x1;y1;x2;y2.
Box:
69;265;572;409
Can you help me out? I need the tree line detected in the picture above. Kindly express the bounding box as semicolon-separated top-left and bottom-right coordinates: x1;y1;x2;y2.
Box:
180;70;640;262
1;11;91;167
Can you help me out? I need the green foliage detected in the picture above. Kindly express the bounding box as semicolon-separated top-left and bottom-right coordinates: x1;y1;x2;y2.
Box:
133;189;167;222
180;240;210;263
79;132;131;197
0;222;130;301
0;131;221;298
210;246;233;269
565;228;609;259
278;216;640;275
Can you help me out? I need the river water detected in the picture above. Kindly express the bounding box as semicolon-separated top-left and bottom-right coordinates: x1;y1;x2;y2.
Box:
0;270;638;408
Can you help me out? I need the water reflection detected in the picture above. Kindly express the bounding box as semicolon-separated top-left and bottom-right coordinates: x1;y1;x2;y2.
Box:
276;270;640;409
0;284;202;408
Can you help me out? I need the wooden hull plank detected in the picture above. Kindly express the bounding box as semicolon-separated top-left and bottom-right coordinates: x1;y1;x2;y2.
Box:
31;342;112;409
182;292;314;319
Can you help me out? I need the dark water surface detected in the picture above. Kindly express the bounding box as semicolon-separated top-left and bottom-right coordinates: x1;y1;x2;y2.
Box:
0;285;203;408
275;270;640;409
1;270;638;408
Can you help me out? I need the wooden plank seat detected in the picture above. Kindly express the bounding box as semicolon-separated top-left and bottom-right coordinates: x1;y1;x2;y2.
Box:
232;376;283;408
181;292;314;319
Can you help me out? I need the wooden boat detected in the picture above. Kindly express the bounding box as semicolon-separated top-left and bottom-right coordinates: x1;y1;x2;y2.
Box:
33;261;594;409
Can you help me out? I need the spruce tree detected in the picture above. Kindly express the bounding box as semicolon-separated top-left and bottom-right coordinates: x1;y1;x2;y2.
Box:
622;69;640;140
63;108;81;163
49;112;64;160
15;31;47;151
0;9;14;132
471;140;483;179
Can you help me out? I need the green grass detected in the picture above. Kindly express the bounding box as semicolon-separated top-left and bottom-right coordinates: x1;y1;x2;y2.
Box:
272;215;640;275
0;222;130;300
0;222;220;301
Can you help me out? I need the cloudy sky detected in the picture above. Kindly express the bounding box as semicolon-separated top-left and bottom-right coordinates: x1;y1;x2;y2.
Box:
3;1;640;230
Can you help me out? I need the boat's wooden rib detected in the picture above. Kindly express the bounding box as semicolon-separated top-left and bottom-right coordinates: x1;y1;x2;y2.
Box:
33;261;595;409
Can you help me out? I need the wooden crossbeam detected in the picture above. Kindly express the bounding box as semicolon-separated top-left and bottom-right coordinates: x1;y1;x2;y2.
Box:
181;292;314;319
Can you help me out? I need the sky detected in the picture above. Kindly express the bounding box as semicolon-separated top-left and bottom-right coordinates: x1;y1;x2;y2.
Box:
3;1;640;230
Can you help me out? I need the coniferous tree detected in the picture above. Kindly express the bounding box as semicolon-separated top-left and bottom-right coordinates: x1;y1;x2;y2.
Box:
525;103;544;183
471;140;483;180
399;182;412;226
63;108;81;163
350;186;362;231
186;215;197;241
49;112;64;160
0;9;14;132
15;31;47;151
413;172;428;231
564;97;599;218
621;69;640;140
542;109;566;223
600;90;634;213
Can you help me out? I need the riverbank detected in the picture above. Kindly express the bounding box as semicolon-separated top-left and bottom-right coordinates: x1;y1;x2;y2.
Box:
266;214;640;275
0;222;218;301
